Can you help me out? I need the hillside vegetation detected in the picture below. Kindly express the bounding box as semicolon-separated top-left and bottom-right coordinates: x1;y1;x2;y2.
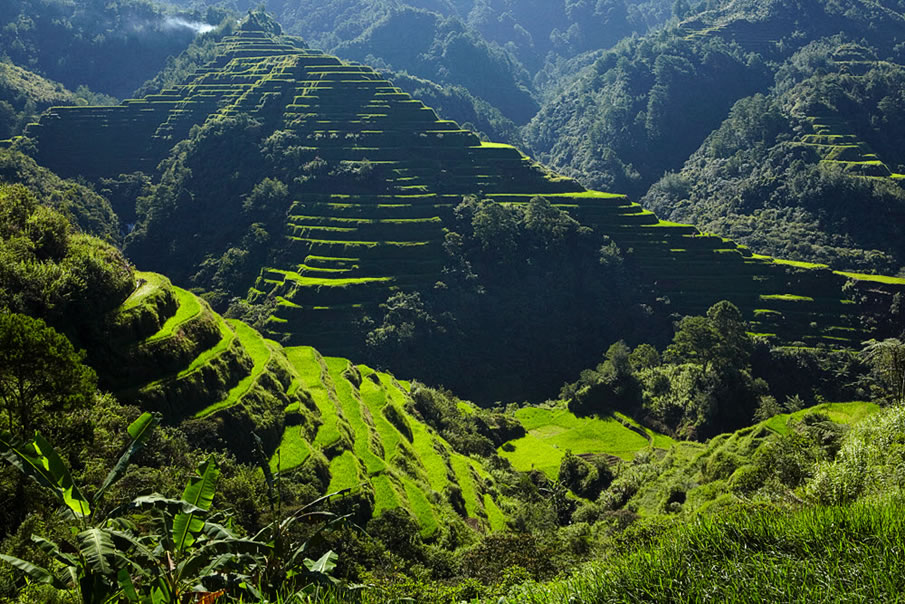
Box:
0;0;222;98
17;17;905;403
3;2;905;601
644;41;905;274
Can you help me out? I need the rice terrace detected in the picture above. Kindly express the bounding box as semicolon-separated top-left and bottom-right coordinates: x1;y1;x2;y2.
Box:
1;1;905;602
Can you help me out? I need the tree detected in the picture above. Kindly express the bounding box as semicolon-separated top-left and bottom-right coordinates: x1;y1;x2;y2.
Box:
666;301;750;373
860;338;905;404
0;313;96;439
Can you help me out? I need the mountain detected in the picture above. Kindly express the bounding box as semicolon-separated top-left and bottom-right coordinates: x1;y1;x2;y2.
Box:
525;0;905;198
643;41;905;275
17;16;905;403
0;183;511;537
0;0;218;99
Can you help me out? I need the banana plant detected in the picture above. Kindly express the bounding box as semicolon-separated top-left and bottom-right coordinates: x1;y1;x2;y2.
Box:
0;413;268;603
0;411;161;603
248;434;355;600
111;457;271;604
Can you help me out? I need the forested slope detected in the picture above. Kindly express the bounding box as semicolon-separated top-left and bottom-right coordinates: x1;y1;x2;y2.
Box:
17;15;905;403
643;40;905;275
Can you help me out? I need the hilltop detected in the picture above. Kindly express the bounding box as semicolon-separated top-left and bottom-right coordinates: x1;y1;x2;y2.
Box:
13;18;904;405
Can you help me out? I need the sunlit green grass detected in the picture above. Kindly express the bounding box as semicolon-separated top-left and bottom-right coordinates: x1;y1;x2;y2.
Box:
760;293;815;302
145;285;202;343
284;347;342;448
358;369;403;463
326;450;361;494
270;426;312;473
371;473;400;517
178;315;235;377
509;495;905;603
500;407;652;479
120;271;166;310
195;320;272;417
325;357;386;474
409;422;450;493
450;454;479;518
484;494;506;532
834;270;905;285
402;476;439;537
764;401;881;436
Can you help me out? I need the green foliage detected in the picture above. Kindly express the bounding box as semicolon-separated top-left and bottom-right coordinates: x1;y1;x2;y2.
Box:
0;313;96;440
0;0;214;98
644;40;905;273
860;338;905;404
0;183;132;326
510;495;905;602
0;61;95;139
563;341;642;416
806;405;905;505
368;196;642;402
558;451;613;500
0;150;119;241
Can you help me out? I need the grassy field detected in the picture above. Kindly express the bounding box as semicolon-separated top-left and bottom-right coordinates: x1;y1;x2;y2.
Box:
178;314;235;377
274;347;506;534
325;357;386;475
358;367;404;463
500;406;656;479
371;473;400;516
764;401;881;435
508;495;905;602
402;476;439;537
270;426;312;473
326;450;361;494
120;271;167;311
285;346;344;450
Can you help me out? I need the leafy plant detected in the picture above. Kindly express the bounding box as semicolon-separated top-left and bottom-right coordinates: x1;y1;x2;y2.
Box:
0;412;273;603
248;434;357;601
0;411;160;603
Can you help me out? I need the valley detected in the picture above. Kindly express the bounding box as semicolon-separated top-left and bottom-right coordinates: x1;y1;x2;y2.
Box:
0;1;904;602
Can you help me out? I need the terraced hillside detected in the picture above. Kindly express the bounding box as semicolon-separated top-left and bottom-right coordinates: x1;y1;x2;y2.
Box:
274;347;507;535
23;20;905;351
793;47;905;180
87;270;314;453
86;269;503;534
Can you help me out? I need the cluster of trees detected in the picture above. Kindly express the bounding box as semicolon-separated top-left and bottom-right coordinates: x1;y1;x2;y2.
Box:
366;195;653;403
644;40;905;274
524;0;905;195
560;300;884;439
524;31;773;197
561;301;767;439
0;62;117;140
0;182;132;335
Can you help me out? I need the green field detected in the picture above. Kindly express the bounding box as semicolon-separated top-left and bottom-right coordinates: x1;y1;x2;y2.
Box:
272;347;505;534
120;271;167;310
764;401;881;435
178;315;235;377
500;406;656;479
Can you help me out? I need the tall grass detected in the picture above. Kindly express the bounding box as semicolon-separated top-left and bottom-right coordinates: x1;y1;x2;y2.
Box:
509;495;905;602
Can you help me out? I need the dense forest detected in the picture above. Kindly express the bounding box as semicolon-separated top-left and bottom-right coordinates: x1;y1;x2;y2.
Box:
1;0;905;601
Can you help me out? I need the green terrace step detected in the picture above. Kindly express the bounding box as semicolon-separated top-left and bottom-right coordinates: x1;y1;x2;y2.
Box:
288;215;444;227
